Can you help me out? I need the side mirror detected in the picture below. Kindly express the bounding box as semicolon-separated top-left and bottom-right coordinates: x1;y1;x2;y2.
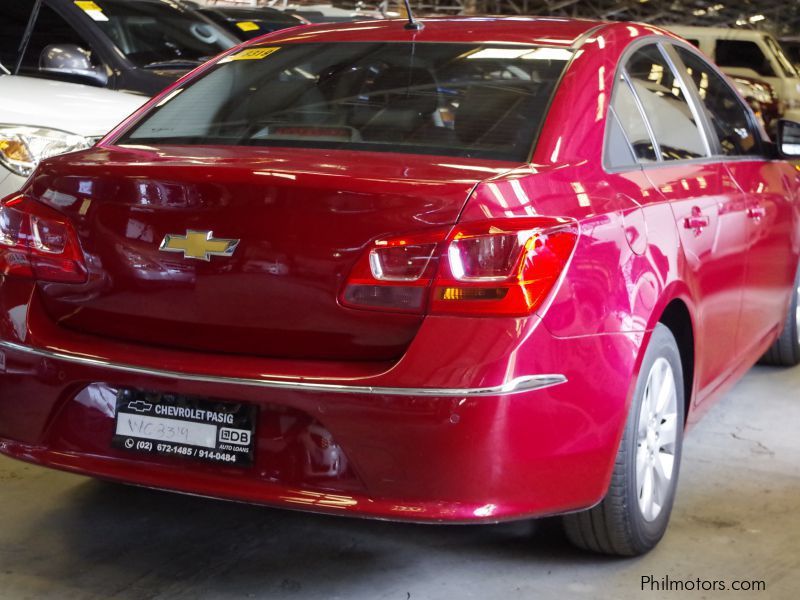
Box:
777;119;800;158
39;44;108;87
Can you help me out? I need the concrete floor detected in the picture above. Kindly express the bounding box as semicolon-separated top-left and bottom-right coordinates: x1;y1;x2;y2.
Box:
1;364;798;600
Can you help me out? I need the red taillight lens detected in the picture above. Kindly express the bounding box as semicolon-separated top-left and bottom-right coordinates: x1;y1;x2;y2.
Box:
0;195;87;283
341;218;577;316
432;220;577;316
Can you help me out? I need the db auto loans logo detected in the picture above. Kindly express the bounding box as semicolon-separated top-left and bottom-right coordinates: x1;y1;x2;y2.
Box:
219;427;250;445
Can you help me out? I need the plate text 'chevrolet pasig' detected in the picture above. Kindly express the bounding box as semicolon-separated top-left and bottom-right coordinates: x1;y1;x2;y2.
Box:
1;18;799;556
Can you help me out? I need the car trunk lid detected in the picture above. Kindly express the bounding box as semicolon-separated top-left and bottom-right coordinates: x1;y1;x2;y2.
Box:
31;145;515;360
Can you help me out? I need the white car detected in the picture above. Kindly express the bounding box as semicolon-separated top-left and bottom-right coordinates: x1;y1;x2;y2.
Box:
0;70;146;198
667;26;800;122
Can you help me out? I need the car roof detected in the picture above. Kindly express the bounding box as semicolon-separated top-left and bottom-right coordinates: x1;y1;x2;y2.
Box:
259;16;605;47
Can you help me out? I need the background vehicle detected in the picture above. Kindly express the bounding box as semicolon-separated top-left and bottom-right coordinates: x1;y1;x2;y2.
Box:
667;25;800;121
0;70;145;198
283;3;379;22
731;74;780;130
197;6;310;40
0;0;237;97
1;18;799;559
782;37;800;71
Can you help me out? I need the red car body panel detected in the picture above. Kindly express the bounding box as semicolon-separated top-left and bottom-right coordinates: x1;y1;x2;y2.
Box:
0;17;798;523
28;146;505;360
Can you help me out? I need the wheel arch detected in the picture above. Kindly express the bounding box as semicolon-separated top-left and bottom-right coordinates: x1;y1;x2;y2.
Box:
655;297;696;426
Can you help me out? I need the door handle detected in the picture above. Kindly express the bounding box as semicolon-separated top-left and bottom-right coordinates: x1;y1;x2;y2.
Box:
747;205;766;221
683;207;709;235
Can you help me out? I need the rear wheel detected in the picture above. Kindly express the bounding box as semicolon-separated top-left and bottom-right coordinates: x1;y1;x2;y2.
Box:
760;265;800;367
563;324;685;556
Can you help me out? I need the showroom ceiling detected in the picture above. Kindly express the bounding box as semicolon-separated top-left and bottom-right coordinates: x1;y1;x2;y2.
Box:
399;0;800;35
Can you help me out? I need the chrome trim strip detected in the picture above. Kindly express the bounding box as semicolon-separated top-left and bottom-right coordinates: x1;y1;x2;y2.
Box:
0;340;567;397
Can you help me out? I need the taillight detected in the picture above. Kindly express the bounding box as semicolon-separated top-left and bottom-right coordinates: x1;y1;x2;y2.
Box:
341;218;577;317
431;219;577;316
341;229;446;313
0;194;87;283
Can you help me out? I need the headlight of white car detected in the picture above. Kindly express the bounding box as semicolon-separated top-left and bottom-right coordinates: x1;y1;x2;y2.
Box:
0;125;93;177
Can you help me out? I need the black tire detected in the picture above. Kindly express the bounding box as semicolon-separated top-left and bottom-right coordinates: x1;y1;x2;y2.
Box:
563;323;685;556
760;265;800;367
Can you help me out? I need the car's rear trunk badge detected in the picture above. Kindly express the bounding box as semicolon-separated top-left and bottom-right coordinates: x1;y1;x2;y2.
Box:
159;230;240;261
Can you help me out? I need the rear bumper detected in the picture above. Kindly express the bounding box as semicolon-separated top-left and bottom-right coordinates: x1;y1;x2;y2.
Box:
0;433;583;524
0;339;566;397
0;284;642;523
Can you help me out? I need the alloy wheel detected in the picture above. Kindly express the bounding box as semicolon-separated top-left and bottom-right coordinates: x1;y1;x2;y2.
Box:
636;357;679;522
795;282;800;345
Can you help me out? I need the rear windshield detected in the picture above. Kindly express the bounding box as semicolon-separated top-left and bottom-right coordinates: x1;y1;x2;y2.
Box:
118;42;573;162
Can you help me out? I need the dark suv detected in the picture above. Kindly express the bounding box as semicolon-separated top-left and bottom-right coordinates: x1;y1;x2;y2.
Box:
0;0;237;96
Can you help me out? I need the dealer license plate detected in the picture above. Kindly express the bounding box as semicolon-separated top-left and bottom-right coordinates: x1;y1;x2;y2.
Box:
112;390;257;466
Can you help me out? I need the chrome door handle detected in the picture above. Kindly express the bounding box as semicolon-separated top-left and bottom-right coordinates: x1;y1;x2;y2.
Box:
684;207;709;235
747;205;766;220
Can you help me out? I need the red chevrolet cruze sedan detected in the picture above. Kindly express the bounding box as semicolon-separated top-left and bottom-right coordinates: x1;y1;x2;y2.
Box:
1;17;799;556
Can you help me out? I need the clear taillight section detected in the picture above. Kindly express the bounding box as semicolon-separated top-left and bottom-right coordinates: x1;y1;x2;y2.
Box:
0;194;87;283
447;231;526;281
341;229;445;312
341;218;577;317
369;241;438;282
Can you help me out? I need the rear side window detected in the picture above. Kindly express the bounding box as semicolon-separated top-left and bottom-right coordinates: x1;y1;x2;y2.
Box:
604;108;638;169
608;75;658;165
624;44;708;161
118;42;573;162
715;40;776;78
676;46;761;157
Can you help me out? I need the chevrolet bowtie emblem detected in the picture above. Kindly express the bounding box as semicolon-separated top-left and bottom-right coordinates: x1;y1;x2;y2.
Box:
159;230;240;261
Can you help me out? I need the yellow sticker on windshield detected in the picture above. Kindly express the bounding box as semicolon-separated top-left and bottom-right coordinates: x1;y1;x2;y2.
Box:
74;1;108;21
236;21;261;32
229;47;279;61
75;0;101;10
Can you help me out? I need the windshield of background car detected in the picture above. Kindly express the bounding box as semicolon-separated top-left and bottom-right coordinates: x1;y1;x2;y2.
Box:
118;42;574;161
75;0;237;68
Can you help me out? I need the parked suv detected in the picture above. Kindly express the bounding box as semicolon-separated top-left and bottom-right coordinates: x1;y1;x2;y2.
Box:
0;0;237;97
668;26;800;121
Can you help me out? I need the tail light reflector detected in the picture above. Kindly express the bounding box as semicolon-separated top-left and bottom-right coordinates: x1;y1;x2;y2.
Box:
341;218;577;317
0;194;87;283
